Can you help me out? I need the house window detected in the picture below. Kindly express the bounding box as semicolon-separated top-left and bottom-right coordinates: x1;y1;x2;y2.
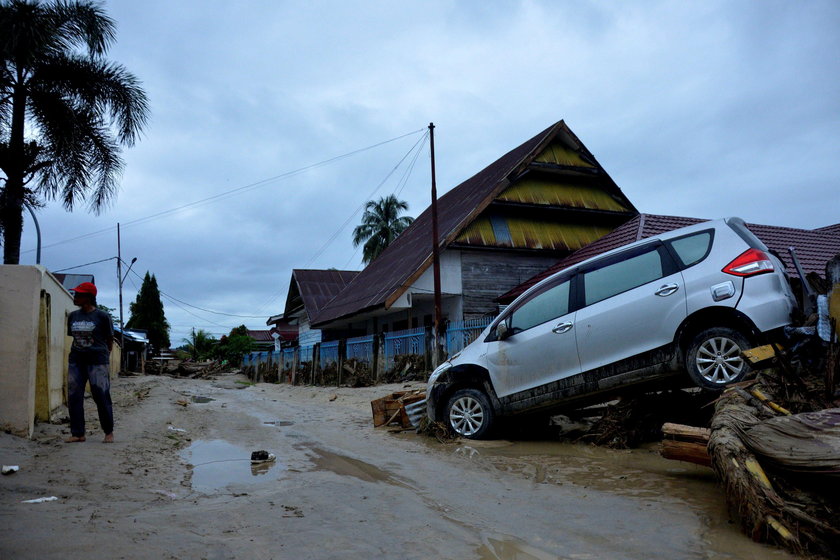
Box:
490;215;512;245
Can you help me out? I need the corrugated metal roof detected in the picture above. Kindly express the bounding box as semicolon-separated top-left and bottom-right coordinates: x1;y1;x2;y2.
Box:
284;269;359;319
497;214;840;303
52;273;95;292
310;120;637;327
247;330;274;342
455;217;614;251
533;139;595;167
497;179;630;212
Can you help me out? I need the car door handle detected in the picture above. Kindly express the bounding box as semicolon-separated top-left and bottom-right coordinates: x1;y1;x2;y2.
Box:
552;322;574;334
654;283;680;297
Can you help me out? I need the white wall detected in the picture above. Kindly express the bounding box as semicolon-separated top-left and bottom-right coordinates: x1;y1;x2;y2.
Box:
0;266;75;437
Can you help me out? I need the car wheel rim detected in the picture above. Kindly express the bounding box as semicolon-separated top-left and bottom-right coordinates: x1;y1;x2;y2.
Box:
696;336;744;384
450;396;484;436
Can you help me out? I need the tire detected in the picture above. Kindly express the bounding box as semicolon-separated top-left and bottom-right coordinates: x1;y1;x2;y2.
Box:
685;327;751;390
446;388;495;439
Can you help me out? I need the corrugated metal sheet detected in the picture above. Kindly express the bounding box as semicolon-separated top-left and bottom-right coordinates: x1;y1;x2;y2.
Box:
498;178;630;212
456;218;613;251
533;139;594;167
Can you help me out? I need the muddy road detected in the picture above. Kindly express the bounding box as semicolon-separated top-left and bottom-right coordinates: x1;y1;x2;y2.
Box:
1;373;796;559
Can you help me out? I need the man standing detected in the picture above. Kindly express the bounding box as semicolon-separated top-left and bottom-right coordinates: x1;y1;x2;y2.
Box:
66;282;115;443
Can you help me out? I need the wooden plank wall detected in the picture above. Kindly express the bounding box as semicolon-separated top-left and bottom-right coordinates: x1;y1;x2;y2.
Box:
460;250;558;318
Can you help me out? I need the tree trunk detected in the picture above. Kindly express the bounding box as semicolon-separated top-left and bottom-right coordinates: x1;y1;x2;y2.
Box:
1;186;24;265
2;79;28;265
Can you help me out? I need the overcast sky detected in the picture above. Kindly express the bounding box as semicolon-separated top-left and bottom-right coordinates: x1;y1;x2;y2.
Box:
16;0;840;345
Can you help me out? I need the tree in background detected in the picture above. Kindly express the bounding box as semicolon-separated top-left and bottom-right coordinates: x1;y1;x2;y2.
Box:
214;325;252;366
97;304;117;325
352;194;414;265
182;328;216;360
0;0;149;264
126;272;170;353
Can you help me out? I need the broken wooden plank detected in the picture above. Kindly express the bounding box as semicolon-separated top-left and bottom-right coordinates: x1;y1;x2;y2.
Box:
660;439;711;467
662;422;710;444
742;344;784;366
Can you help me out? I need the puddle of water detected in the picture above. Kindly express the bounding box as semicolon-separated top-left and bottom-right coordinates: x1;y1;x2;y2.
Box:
477;535;565;560
306;447;408;488
182;439;283;492
191;396;215;403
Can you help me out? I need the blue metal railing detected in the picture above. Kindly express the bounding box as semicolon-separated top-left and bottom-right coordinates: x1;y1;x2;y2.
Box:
383;327;426;371
346;335;374;363
320;340;340;365
445;317;495;356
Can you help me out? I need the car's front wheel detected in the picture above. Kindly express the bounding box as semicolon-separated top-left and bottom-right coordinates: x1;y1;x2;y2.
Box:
685;327;751;390
446;388;495;439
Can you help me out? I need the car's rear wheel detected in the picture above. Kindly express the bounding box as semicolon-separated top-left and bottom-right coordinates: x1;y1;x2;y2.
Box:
685;327;751;390
446;388;495;439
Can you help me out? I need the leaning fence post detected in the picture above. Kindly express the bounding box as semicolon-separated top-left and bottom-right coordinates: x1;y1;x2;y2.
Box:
373;332;382;383
313;343;321;386
338;339;345;387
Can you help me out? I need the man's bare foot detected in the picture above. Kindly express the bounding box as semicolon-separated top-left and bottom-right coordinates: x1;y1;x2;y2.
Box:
65;436;86;443
103;433;114;443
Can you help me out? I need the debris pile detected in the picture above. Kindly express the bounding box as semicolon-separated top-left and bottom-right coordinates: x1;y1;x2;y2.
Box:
370;390;425;429
382;355;427;383
342;359;374;387
662;257;840;558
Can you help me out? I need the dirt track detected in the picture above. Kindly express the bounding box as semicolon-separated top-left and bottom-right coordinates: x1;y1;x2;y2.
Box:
0;373;797;559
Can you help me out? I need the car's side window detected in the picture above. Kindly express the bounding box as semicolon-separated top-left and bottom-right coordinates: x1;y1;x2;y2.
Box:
582;247;664;306
667;231;713;268
508;279;571;333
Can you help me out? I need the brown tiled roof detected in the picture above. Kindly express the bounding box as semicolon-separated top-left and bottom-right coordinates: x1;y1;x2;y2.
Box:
247;330;274;342
287;269;359;318
816;223;840;234
748;223;840;279
311;120;635;327
497;214;840;304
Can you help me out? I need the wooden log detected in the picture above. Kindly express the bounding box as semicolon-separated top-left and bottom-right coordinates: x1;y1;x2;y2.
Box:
660;439;711;467
708;386;802;553
662;422;710;444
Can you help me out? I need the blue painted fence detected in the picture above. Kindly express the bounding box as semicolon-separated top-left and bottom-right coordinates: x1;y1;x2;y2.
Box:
445;317;495;356
243;315;496;386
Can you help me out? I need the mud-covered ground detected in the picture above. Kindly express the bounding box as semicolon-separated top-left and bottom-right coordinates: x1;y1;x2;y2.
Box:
0;373;798;559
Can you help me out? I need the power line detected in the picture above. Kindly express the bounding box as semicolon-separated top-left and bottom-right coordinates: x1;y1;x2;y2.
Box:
124;266;265;320
256;130;430;314
22;128;425;255
52;256;117;272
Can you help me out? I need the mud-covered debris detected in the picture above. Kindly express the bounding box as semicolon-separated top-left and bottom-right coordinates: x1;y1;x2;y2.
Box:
250;450;276;464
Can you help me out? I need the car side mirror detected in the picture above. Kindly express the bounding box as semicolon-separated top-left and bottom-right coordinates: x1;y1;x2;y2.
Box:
496;321;510;340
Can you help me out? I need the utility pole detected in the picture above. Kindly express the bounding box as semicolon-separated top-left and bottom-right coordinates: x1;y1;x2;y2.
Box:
429;123;443;366
117;223;125;373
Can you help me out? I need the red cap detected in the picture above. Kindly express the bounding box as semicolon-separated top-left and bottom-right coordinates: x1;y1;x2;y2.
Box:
72;282;97;296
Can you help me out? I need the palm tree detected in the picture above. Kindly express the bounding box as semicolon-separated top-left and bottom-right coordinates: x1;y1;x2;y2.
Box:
0;0;149;264
352;194;414;265
182;328;216;360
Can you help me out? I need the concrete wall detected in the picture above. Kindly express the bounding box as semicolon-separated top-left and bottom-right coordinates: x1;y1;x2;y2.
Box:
0;266;77;437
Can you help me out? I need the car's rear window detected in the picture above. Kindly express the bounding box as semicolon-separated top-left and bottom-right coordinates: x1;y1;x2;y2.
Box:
668;231;712;268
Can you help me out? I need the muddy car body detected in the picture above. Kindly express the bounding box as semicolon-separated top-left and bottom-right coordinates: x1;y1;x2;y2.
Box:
427;217;797;439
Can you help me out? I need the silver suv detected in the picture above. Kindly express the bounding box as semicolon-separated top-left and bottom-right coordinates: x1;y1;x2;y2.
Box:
427;217;797;439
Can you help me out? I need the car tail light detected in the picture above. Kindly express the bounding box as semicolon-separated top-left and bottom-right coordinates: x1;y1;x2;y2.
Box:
722;248;774;277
